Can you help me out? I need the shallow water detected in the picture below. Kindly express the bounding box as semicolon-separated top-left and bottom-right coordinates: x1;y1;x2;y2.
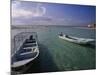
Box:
11;26;96;73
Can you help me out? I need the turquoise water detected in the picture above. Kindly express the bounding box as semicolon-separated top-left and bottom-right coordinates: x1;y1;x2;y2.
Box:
11;26;96;73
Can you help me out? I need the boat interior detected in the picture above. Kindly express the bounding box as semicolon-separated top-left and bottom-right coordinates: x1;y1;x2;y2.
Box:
12;35;38;66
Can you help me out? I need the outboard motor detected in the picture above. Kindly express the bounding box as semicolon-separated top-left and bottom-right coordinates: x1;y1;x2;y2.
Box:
29;35;33;40
59;32;63;36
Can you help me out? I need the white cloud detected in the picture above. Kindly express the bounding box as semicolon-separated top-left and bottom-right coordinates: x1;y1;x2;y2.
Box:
12;1;46;18
11;1;71;25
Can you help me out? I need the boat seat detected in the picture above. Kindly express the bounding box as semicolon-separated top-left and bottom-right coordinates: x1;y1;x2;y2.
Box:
25;39;36;43
20;51;34;55
24;43;36;45
23;46;36;49
23;43;37;47
18;49;32;54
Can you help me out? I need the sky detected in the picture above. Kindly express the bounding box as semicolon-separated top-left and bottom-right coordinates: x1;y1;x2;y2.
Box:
11;0;96;26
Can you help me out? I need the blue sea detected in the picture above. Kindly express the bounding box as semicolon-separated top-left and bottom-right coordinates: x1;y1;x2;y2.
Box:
11;25;96;73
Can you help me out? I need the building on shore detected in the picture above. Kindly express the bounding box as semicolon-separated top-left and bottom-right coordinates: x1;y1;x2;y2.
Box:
88;24;96;28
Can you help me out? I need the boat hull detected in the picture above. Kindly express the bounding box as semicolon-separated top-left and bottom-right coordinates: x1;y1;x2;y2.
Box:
58;35;94;45
11;55;39;74
11;33;39;73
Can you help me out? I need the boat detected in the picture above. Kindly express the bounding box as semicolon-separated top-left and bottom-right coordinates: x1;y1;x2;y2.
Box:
11;33;39;72
58;33;95;45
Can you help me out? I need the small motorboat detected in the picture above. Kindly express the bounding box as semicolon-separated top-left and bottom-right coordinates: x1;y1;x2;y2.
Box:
58;32;95;45
11;33;39;72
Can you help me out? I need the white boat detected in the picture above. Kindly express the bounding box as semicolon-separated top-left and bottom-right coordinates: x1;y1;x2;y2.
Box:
11;33;39;72
58;33;95;45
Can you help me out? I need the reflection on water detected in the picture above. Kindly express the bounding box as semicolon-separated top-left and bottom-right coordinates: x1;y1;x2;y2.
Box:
24;44;59;73
11;26;96;73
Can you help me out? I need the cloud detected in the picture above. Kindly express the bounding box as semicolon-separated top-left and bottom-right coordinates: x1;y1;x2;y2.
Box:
11;1;72;25
12;1;46;18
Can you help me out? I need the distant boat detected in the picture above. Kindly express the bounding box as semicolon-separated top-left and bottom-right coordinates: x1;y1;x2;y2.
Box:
11;33;39;72
58;33;95;45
